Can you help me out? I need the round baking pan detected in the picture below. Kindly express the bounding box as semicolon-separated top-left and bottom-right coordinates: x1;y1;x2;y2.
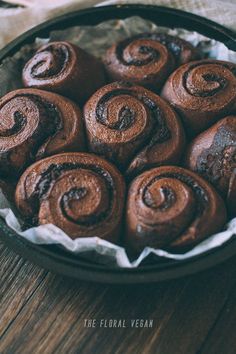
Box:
0;4;236;284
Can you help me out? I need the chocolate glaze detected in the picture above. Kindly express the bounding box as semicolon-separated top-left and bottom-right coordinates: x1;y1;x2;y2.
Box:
104;33;201;91
126;166;227;253
0;88;85;177
84;82;185;178
186;115;236;215
15;152;125;242
161;59;236;135
23;41;106;104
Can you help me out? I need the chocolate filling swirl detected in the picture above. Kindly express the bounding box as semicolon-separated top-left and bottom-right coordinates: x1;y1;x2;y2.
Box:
0;110;26;137
142;172;208;215
30;162;114;226
15;153;125;242
84;82;185;177
115;33;200;66
143;185;176;211
0;88;85;177
61;187;88;223
116;38;160;67
182;61;236;97
30;44;69;79
161;59;236;135
104;33;201;91
0;92;61;176
95;87;169;137
126;166;226;252
23;41;106;104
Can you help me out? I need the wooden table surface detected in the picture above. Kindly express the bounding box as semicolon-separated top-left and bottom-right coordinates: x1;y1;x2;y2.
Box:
1;241;236;354
0;0;235;352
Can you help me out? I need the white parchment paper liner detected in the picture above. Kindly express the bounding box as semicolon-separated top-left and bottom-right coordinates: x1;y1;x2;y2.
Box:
0;17;236;268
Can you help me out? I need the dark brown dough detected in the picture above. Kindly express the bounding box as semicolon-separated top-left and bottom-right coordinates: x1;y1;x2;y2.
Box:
22;41;106;104
126;166;227;253
0;88;85;177
84;81;185;178
161;59;236;135
104;33;201;91
15;152;125;242
185;115;236;215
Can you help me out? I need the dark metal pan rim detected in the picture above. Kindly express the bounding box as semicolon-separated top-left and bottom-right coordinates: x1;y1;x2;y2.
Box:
0;4;236;283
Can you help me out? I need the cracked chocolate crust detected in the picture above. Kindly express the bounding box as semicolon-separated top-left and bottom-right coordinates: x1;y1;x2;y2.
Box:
186;115;236;215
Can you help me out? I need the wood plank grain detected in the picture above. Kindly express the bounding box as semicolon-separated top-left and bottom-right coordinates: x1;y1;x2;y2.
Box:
140;257;236;354
0;270;189;354
1;241;236;354
197;280;236;354
68;257;236;354
0;242;47;338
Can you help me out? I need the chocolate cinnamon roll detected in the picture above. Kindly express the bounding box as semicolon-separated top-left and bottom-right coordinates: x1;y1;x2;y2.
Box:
0;88;85;177
185;116;236;215
15;153;125;242
22;41;106;104
126;166;227;253
104;33;201;91
84;82;185;178
161;59;236;135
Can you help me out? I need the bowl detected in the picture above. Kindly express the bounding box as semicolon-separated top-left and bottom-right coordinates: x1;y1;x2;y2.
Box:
0;4;236;284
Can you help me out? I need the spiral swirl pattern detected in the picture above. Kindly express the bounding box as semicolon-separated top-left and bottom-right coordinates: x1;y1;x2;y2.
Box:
161;59;236;135
15;153;125;241
0;89;85;177
126;166;226;252
23;41;106;104
27;43;69;79
104;33;201;91
84;82;185;177
186;115;236;215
